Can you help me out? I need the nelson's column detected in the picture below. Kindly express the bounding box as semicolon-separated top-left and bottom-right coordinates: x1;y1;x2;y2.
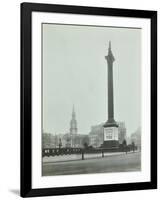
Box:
102;41;119;148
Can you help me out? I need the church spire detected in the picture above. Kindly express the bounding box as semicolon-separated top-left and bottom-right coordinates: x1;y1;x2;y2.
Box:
70;105;77;135
109;41;111;51
72;104;76;119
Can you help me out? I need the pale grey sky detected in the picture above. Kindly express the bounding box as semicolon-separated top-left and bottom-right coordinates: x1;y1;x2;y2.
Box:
42;23;141;136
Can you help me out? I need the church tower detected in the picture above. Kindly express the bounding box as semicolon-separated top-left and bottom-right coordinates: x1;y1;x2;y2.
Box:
70;105;77;135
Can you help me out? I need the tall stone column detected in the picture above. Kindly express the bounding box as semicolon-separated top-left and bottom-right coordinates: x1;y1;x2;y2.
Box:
103;41;119;148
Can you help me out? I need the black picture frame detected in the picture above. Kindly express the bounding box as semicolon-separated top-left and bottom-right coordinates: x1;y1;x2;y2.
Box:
21;2;157;198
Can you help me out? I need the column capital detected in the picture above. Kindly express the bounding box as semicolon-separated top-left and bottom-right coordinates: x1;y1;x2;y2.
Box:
105;41;115;63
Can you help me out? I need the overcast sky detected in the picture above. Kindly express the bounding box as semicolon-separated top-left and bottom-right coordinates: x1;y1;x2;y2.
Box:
42;23;141;136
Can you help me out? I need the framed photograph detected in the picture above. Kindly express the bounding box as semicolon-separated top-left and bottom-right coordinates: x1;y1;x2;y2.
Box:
21;2;157;197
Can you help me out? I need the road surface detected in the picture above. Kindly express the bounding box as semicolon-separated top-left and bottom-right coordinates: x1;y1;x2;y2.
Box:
42;151;141;176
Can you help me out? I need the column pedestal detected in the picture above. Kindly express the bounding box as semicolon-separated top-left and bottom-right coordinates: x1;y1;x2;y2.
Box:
103;125;119;148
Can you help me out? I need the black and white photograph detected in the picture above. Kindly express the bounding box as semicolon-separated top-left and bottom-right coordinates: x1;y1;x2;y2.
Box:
20;2;157;197
0;0;159;199
42;23;141;176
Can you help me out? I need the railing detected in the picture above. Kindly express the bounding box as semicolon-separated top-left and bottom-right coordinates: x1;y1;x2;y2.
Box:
42;147;82;157
42;145;137;159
